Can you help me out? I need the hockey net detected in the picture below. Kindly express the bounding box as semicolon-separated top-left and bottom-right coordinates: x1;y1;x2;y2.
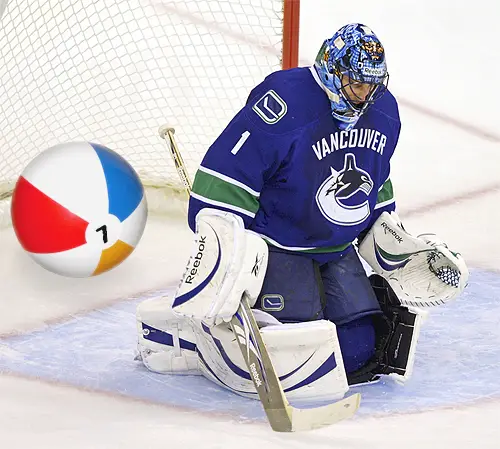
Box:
0;0;299;228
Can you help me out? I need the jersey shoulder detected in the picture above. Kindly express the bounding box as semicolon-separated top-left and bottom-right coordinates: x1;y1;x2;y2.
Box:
244;67;330;135
366;89;401;161
370;89;400;127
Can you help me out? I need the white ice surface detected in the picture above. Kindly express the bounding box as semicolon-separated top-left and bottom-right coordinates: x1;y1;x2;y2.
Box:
1;373;499;449
1;0;500;447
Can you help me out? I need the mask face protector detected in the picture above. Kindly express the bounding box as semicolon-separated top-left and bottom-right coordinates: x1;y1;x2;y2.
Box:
336;66;389;117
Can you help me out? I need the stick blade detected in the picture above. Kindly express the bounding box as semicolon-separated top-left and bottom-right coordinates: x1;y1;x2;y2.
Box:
285;393;361;432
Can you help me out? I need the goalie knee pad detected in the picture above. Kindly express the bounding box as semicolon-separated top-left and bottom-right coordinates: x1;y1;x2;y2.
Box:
347;274;426;385
194;311;349;403
172;208;268;326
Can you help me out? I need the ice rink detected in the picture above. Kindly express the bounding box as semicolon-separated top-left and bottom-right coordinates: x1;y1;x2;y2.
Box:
1;1;500;447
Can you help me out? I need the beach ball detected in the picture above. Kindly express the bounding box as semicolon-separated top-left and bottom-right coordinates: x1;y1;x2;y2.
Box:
11;142;148;277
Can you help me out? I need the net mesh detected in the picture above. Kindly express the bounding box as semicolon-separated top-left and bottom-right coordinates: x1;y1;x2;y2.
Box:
0;0;285;226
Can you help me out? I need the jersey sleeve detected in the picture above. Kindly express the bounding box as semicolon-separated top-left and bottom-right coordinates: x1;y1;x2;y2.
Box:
373;171;396;214
188;89;297;231
365;118;400;230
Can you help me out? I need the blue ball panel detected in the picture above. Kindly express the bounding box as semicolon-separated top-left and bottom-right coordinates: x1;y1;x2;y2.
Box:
91;143;144;222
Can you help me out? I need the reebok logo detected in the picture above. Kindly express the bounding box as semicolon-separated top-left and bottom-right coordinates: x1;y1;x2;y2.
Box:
249;363;262;387
381;222;403;243
185;236;207;284
251;254;264;277
361;65;386;77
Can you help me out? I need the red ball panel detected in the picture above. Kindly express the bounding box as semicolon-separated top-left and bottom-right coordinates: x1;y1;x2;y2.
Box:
11;177;89;253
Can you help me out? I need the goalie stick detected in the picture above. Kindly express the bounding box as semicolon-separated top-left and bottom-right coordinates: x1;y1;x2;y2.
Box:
159;124;361;432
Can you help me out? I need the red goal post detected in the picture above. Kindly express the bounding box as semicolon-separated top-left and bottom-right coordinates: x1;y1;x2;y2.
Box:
282;0;300;70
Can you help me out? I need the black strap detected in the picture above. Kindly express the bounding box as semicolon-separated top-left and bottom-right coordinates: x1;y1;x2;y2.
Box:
310;261;327;321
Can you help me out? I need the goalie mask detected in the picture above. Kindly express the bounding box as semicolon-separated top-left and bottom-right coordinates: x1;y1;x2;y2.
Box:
314;23;389;130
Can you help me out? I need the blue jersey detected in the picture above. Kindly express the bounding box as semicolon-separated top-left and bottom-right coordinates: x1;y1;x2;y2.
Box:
188;66;400;263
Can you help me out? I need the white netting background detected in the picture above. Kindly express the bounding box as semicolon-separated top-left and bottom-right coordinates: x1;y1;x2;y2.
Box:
0;0;284;226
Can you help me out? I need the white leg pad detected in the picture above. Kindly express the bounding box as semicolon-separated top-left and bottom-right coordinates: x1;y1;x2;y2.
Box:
136;294;200;375
194;315;349;403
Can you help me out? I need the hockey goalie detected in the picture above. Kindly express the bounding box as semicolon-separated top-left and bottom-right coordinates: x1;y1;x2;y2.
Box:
135;23;469;404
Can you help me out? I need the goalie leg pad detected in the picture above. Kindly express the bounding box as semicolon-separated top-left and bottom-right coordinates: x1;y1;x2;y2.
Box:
136;293;200;375
194;313;349;403
172;209;268;326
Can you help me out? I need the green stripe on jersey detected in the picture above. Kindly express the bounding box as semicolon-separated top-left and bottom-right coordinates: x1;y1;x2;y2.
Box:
377;179;394;204
192;169;260;214
298;242;352;253
261;236;352;254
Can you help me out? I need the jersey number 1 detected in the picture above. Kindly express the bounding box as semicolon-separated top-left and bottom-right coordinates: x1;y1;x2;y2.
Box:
230;131;251;155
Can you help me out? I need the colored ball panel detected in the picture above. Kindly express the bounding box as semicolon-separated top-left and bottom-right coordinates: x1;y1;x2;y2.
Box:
90;143;144;222
92;240;135;276
11;177;88;253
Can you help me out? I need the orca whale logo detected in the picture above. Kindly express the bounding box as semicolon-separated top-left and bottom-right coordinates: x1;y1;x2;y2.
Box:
316;153;374;226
